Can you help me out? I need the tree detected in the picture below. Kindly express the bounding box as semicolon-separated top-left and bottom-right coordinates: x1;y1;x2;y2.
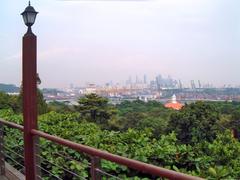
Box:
113;112;146;131
36;88;48;114
226;109;240;138
17;74;48;115
168;101;220;144
75;93;117;125
48;101;74;113
0;92;20;111
138;116;168;137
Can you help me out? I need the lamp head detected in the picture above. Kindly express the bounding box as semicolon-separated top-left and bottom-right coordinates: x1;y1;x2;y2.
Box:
21;1;38;27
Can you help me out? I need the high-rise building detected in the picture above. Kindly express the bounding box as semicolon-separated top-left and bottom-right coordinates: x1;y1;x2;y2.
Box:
150;80;157;90
198;80;201;89
191;80;196;89
155;74;177;89
155;74;162;90
126;76;132;85
135;75;139;84
129;76;132;84
178;80;183;89
144;74;147;84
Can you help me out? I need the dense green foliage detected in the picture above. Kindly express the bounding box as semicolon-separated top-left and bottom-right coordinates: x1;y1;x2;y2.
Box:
0;92;240;179
48;101;75;113
75;94;117;127
112;100;173;136
168;102;220;144
207;101;240;133
0;92;20;112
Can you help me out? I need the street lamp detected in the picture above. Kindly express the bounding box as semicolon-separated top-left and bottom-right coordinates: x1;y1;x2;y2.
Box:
21;1;39;179
21;1;38;33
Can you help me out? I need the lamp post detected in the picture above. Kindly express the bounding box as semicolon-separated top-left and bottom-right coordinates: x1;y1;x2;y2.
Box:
21;1;38;179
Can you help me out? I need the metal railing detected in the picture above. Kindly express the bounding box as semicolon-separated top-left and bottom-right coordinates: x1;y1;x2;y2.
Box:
0;118;203;180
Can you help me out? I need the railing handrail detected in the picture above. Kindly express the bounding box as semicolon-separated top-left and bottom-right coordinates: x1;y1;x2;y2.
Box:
0;118;24;131
0;118;203;180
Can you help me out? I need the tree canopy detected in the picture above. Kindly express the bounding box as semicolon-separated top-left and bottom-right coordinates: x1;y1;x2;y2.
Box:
168;101;220;144
1;92;240;179
75;93;117;125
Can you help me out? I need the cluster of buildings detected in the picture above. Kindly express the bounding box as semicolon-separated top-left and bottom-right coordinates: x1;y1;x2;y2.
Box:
2;75;240;110
42;74;240;107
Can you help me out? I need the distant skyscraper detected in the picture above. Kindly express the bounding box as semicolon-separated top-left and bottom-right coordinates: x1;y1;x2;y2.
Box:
129;76;132;84
178;80;183;89
136;75;139;84
156;74;162;90
126;76;132;85
150;80;156;90
198;80;201;89
144;74;147;84
191;80;196;89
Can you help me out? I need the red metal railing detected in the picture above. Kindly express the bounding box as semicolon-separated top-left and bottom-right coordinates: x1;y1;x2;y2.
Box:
0;118;203;180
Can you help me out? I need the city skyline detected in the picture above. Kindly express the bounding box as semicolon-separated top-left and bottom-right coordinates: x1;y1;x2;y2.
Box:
0;73;236;89
1;0;240;88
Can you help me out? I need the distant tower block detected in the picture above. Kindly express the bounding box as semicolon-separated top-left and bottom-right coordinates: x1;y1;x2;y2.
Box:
198;80;201;89
156;74;162;90
135;75;139;84
129;76;132;84
191;80;196;89
126;76;132;85
144;74;147;84
178;80;183;89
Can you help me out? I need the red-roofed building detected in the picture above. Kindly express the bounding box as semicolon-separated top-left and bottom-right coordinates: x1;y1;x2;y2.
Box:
164;94;183;110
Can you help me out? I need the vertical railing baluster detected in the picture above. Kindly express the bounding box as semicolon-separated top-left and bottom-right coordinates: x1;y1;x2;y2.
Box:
35;136;41;179
0;123;5;175
91;156;101;180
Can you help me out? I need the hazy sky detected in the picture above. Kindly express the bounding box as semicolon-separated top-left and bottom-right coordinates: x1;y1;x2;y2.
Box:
1;0;240;88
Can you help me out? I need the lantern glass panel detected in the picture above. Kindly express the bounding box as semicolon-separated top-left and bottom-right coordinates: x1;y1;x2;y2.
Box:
27;12;37;25
22;13;28;25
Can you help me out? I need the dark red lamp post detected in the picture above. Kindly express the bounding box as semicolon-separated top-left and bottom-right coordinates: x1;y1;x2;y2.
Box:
21;1;38;179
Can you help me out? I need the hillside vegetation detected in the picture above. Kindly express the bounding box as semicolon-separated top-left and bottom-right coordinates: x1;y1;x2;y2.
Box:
0;92;240;179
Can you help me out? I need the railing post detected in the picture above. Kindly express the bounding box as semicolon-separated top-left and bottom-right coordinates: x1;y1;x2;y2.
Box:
22;30;38;180
91;156;101;180
0;123;5;175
